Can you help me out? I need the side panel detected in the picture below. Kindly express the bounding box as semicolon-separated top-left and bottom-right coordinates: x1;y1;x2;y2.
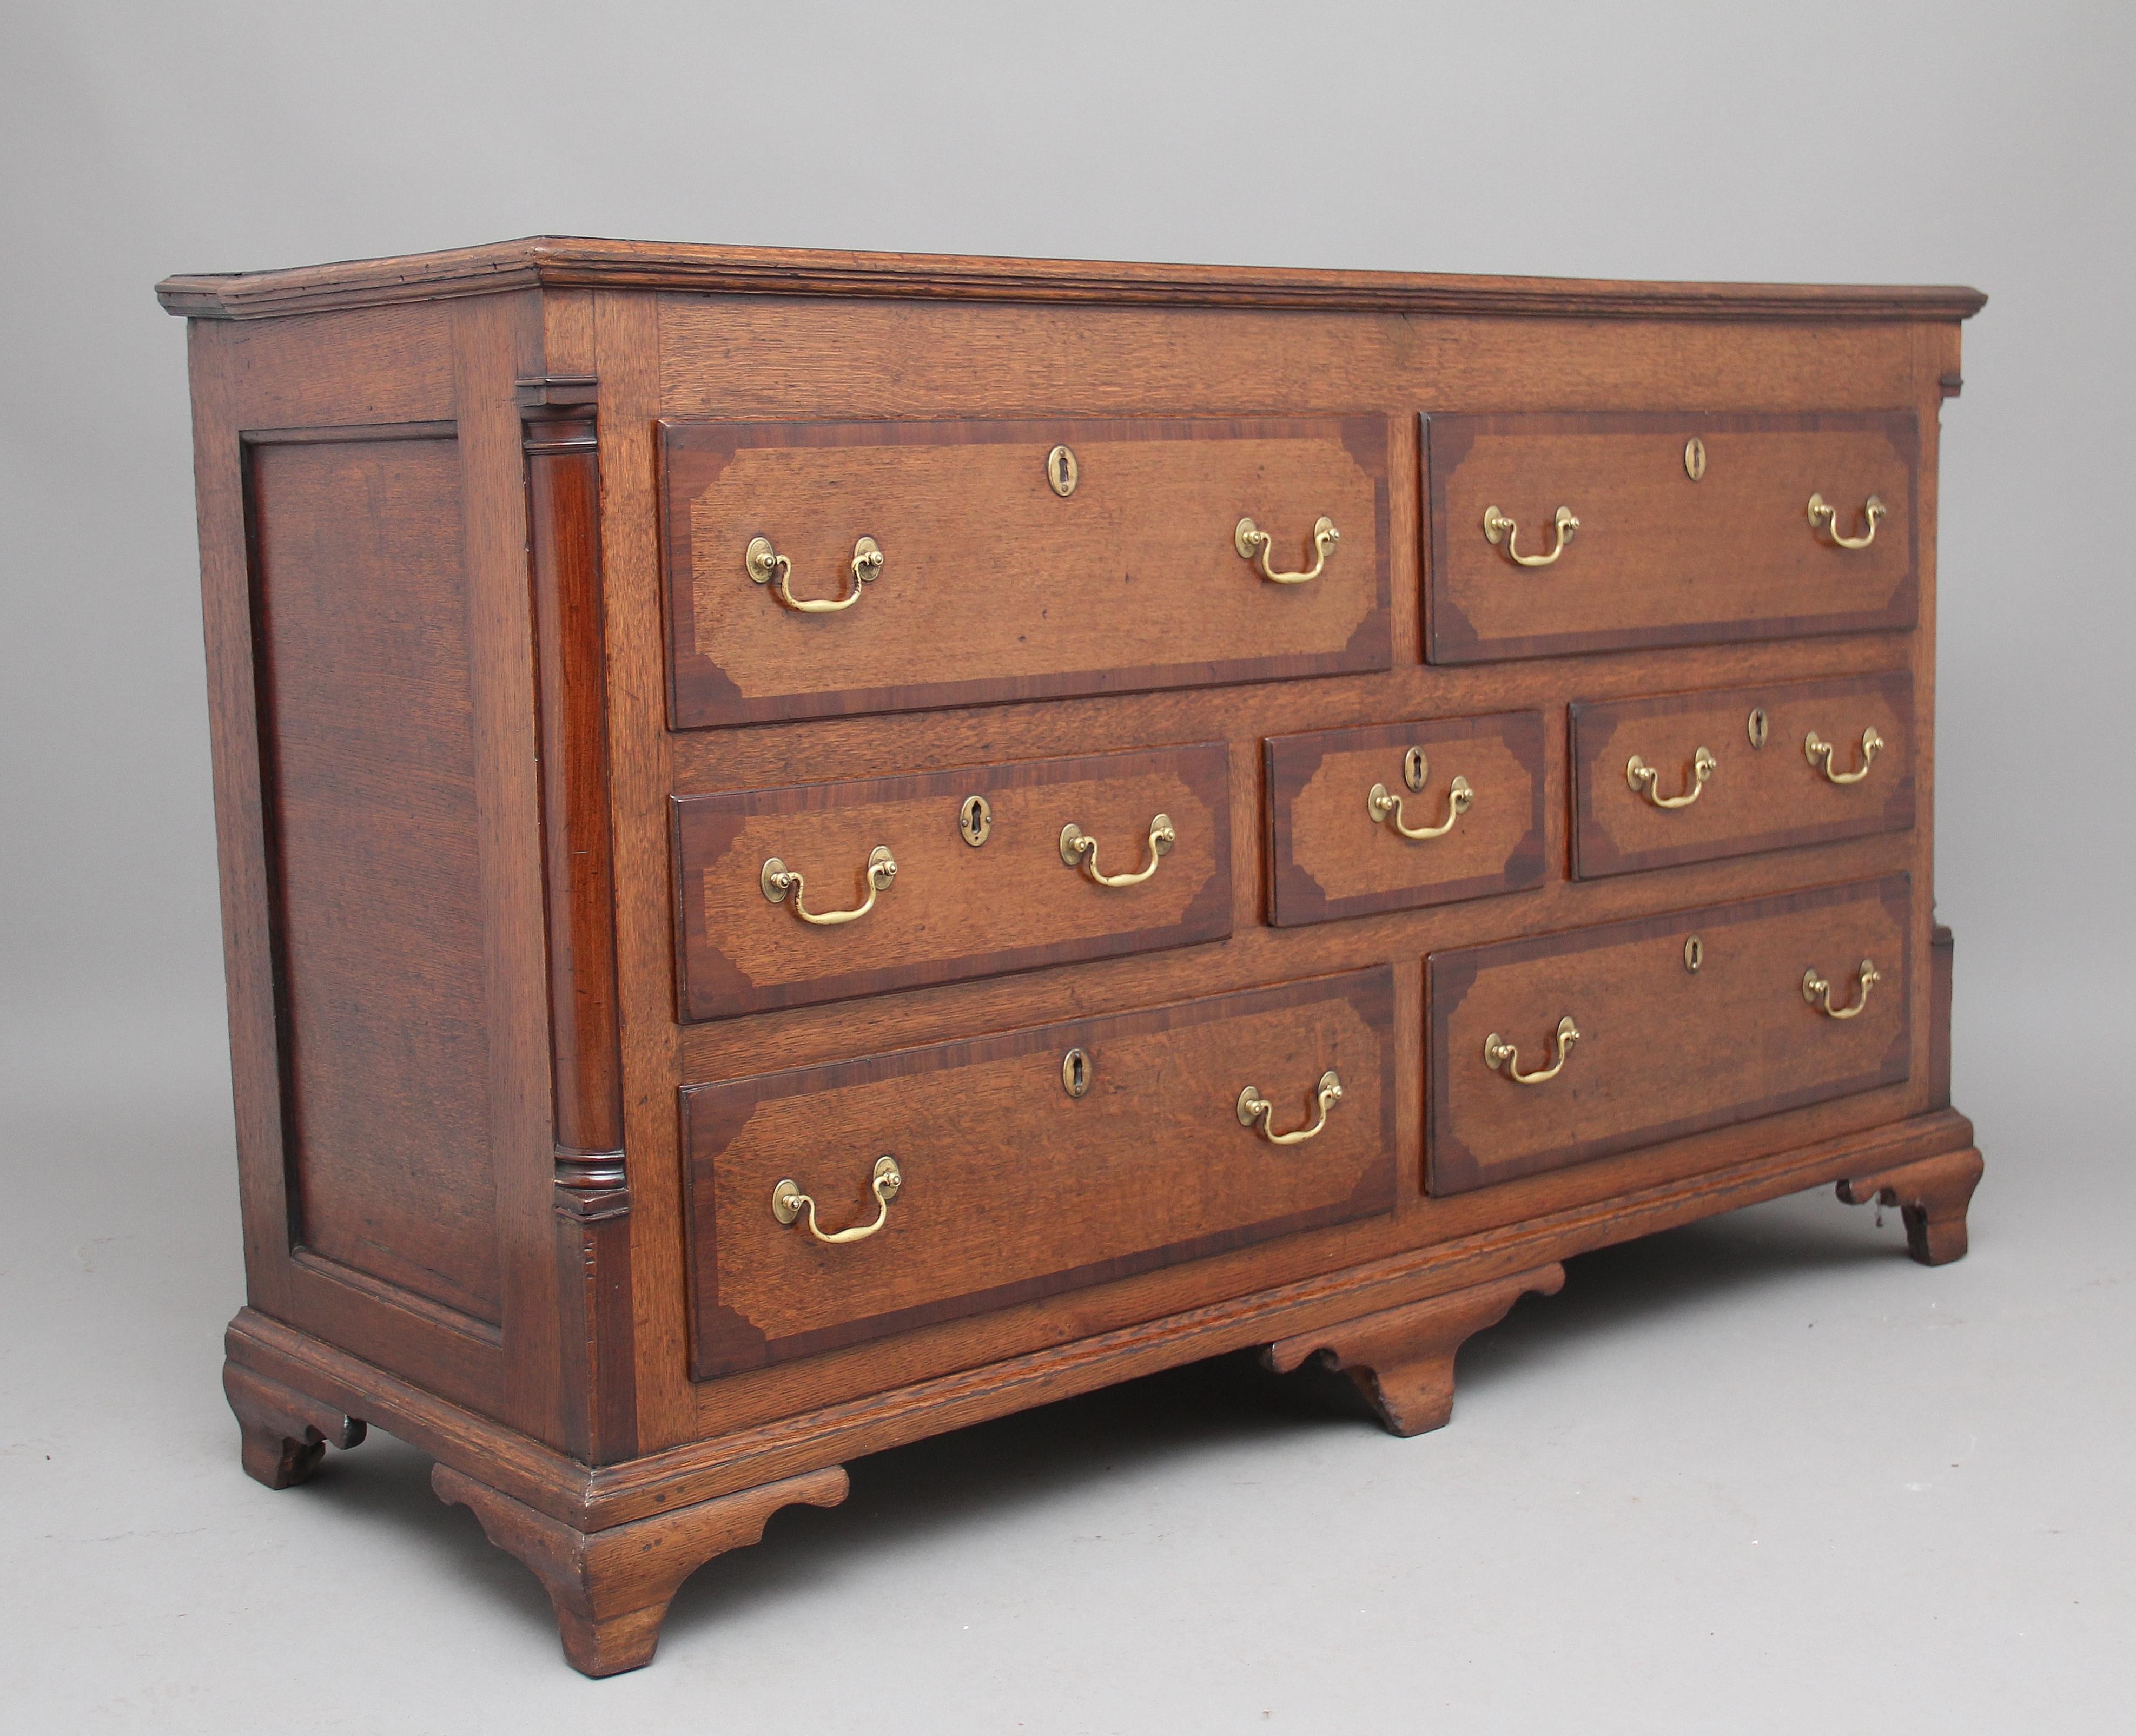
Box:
246;430;503;1322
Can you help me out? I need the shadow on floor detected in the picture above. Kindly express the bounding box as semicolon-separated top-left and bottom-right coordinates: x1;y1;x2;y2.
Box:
282;1182;1913;1666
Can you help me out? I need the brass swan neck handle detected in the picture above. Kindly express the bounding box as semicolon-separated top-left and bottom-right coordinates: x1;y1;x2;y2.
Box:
1804;959;1881;1019
1235;516;1339;584
1806;726;1884;786
760;845;897;925
1483;504;1578;567
1807;493;1886;550
1484;1015;1580;1085
1060;813;1175;887
1368;771;1473;840
772;1154;901;1244
1236;1069;1344;1145
1627;746;1716;809
747;534;884;612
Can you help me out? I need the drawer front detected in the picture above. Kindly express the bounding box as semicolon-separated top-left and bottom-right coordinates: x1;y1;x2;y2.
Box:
1264;711;1548;927
663;417;1392;728
1571;671;1915;879
1429;877;1911;1194
1425;412;1917;663
684;967;1397;1377
673;744;1231;1021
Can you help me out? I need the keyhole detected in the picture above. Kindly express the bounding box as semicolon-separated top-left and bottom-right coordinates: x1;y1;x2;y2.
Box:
1403;747;1429;793
1683;935;1704;973
1061;1047;1091;1098
1047;445;1079;498
1747;708;1769;750
959;793;991;847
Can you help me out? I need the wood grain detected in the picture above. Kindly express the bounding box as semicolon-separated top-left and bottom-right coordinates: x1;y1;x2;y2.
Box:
1838;1144;1985;1265
1426;412;1918;662
1570;670;1915;877
220;1104;1979;1535
1264;710;1548;926
243;428;502;1323
434;1460;848;1676
166;243;1983;1674
1265;1264;1564;1435
1429;876;1914;1193
672;744;1232;1020
156;235;1987;324
663;416;1391;728
683;968;1396;1377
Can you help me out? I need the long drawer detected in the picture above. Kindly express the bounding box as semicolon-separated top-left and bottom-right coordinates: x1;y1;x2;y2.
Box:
1429;877;1912;1194
672;744;1232;1020
1570;671;1915;877
1264;710;1548;926
662;416;1392;728
683;968;1396;1378
1425;412;1917;662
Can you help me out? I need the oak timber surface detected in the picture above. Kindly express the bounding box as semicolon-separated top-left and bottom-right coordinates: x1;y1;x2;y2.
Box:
684;969;1396;1376
243;430;501;1324
662;417;1391;727
1429;876;1913;1193
1265;710;1548;926
1570;671;1915;877
672;744;1232;1019
1425;412;1918;662
155;235;1987;322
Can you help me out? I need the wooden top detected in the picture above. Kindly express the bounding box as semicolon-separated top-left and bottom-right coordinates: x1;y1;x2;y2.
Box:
156;235;1987;324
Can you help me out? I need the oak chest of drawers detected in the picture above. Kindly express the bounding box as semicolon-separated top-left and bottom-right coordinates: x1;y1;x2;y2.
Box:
160;238;1986;1675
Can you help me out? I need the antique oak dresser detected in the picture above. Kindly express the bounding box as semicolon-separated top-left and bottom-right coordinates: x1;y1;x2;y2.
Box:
159;238;1986;1675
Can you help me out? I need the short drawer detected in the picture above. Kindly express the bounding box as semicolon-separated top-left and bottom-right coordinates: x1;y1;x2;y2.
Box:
683;967;1397;1377
1424;412;1916;663
1429;877;1910;1194
1570;671;1915;878
673;744;1231;1020
663;417;1392;728
1264;711;1548;927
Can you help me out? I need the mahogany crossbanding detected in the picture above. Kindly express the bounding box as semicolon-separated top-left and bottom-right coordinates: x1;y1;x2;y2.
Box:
166;236;1986;1676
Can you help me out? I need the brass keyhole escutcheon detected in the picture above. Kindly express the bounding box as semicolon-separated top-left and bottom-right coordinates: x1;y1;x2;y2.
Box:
1684;934;1704;973
1046;445;1079;498
1062;1047;1092;1099
1747;708;1770;749
1402;746;1429;793
1684;436;1707;481
959;794;993;847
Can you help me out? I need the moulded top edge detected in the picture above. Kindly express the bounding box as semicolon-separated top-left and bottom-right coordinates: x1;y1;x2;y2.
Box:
154;235;1989;324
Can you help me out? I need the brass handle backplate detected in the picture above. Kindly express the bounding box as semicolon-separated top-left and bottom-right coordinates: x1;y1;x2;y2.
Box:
772;1154;901;1244
1807;493;1886;550
746;534;884;612
1235;515;1339;584
1806;726;1885;786
1367;749;1473;841
1484;1014;1580;1085
1236;1068;1343;1145
761;844;897;925
1627;746;1717;809
1060;813;1175;887
1804;959;1881;1019
1483;504;1578;567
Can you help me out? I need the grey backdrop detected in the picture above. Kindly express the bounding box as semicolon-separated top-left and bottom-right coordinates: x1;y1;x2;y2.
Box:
3;3;2130;1730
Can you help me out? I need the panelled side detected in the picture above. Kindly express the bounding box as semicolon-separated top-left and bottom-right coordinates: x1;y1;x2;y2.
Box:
244;427;506;1323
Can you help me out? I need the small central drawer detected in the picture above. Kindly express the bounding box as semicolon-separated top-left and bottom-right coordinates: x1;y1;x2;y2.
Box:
1264;710;1548;926
1571;671;1915;877
1424;411;1917;663
683;967;1396;1378
1429;876;1911;1193
662;416;1392;728
672;744;1232;1020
